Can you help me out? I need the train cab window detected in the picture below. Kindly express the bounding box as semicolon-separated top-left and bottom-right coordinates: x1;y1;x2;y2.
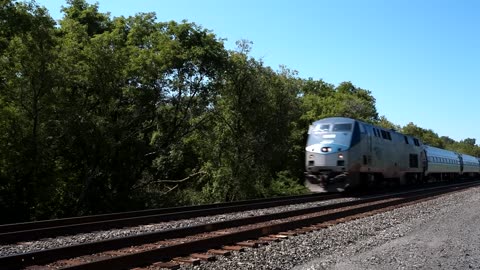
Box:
404;136;409;144
333;123;352;131
374;129;379;137
312;124;330;132
318;124;330;131
386;132;392;140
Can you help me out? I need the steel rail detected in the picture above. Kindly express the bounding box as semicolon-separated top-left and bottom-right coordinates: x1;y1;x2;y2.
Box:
58;182;478;270
0;193;338;233
0;193;341;244
2;182;477;269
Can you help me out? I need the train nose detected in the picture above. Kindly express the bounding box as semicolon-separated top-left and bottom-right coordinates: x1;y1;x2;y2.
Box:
308;152;346;166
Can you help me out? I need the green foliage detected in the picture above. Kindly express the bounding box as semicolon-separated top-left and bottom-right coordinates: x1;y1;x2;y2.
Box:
269;171;308;196
397;122;480;156
401;122;445;148
60;0;111;36
299;80;378;126
444;138;480;157
0;0;61;222
6;0;478;224
375;115;401;130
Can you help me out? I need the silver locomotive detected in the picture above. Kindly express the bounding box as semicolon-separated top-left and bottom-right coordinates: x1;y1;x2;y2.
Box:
305;117;479;192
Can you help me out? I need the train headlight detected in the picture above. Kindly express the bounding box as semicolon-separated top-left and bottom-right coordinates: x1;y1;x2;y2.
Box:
308;155;314;159
321;147;332;152
338;154;344;159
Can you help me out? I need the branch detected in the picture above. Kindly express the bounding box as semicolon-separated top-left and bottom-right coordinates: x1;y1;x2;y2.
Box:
158;184;179;196
132;171;206;190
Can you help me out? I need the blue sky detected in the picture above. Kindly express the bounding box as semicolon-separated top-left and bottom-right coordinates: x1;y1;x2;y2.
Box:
38;0;480;143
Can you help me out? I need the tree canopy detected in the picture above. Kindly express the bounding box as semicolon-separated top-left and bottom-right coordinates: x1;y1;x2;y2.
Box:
1;0;478;223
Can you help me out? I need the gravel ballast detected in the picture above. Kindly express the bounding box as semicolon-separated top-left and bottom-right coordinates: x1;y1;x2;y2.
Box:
185;186;480;270
0;197;359;256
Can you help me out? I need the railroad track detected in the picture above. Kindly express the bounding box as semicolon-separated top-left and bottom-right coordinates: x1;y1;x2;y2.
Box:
2;181;478;270
0;193;341;244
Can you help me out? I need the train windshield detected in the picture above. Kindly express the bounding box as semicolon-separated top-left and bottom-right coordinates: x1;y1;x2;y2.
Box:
307;122;353;147
308;124;330;133
332;123;352;132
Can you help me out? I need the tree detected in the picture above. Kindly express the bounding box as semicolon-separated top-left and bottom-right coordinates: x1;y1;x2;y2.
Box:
299;80;378;125
440;136;456;146
0;1;60;221
376;115;401;130
60;0;111;36
401;122;444;148
444;138;480;157
124;18;229;206
461;138;476;146
188;40;306;203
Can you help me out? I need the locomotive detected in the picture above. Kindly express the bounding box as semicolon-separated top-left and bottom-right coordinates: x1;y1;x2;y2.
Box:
305;117;480;192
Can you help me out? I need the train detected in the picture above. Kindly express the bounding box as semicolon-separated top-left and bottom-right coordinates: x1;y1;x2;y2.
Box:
304;117;480;192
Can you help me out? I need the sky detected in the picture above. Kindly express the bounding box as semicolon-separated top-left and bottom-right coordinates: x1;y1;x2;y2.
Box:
37;0;480;143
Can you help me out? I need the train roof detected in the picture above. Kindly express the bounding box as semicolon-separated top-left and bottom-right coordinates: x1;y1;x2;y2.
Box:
311;117;356;124
311;117;417;138
311;117;479;160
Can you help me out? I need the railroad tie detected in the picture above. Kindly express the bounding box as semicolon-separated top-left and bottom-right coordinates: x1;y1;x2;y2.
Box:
24;266;53;270
133;262;180;270
237;241;259;248
270;234;289;239
259;236;280;242
252;239;270;245
190;253;215;261
173;257;201;265
279;231;298;236
222;245;245;251
208;249;231;256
